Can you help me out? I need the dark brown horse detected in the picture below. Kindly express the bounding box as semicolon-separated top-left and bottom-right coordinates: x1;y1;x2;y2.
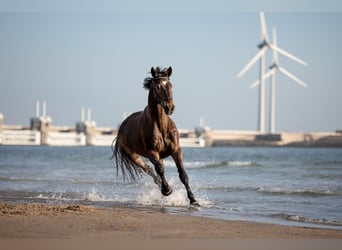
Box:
111;66;198;206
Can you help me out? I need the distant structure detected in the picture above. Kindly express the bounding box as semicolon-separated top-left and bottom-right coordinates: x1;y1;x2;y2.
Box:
0;113;3;132
30;100;52;144
2;101;342;147
76;107;97;145
237;12;306;133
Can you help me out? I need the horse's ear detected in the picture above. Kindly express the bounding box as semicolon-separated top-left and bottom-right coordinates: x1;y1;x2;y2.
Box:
151;67;156;78
167;66;172;77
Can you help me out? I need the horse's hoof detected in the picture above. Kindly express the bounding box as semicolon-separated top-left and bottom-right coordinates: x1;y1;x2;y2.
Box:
190;200;200;207
161;186;172;196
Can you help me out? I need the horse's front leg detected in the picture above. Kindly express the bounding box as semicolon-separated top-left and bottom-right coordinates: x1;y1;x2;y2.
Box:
172;149;199;206
148;152;172;196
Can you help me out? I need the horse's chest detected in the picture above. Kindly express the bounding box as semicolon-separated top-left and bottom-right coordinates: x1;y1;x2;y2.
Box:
151;130;177;153
151;138;162;153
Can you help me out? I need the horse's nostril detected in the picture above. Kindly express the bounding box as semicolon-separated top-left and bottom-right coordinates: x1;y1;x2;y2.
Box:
163;105;174;115
168;106;175;115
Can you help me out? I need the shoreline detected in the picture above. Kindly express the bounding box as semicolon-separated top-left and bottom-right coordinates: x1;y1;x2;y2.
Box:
1;202;341;239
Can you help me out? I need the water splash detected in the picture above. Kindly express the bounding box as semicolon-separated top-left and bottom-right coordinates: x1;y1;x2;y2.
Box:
136;176;213;208
83;188;108;201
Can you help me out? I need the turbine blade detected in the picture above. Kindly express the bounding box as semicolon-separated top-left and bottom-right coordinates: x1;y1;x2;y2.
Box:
250;69;275;89
237;47;267;78
278;66;308;88
264;69;275;81
272;27;279;64
272;27;277;45
250;79;260;89
270;44;307;66
260;12;269;42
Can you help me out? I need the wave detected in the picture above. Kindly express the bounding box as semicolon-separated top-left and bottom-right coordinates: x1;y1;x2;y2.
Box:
69;179;116;185
0;175;50;183
204;160;258;169
273;213;342;227
202;186;258;193
312;160;342;167
258;187;342;197
0;175;118;187
163;160;258;169
198;185;342;197
9;190;120;204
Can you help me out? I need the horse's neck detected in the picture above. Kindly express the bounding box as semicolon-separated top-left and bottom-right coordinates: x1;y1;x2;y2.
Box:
149;105;168;133
147;96;168;134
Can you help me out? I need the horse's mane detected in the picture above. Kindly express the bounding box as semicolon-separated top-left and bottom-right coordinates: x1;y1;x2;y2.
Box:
143;67;169;90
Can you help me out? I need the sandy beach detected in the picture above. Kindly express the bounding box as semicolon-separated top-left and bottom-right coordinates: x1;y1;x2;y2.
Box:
0;202;341;239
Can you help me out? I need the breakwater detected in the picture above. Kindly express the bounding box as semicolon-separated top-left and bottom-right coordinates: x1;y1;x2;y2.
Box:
0;113;205;147
204;129;342;147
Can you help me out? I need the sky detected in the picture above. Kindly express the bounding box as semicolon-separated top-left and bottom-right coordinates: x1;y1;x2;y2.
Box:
1;1;342;132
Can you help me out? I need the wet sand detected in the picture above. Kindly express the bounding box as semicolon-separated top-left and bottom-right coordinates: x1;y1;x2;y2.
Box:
0;202;341;239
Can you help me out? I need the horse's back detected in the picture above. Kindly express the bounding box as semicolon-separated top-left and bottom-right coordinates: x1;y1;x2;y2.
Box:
118;111;143;138
116;111;146;154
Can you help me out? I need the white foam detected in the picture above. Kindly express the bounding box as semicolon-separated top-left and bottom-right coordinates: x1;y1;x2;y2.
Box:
83;187;138;204
136;176;213;208
228;161;255;167
163;159;209;169
83;188;113;202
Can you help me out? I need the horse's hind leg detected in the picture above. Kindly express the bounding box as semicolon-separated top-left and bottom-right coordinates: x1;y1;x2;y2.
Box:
128;152;161;186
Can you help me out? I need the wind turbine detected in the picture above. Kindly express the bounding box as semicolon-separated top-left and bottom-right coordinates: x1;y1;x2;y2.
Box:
237;12;307;133
250;27;307;134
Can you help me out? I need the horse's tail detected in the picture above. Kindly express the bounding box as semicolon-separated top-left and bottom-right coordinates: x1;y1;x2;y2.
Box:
110;135;142;182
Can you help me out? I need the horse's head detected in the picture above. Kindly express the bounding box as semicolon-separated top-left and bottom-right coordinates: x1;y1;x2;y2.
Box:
144;66;175;115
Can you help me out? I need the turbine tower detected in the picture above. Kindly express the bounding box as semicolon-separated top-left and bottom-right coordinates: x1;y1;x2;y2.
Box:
237;12;307;133
250;27;308;134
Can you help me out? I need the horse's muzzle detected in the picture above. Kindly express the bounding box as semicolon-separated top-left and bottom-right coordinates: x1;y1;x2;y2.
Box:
161;102;175;115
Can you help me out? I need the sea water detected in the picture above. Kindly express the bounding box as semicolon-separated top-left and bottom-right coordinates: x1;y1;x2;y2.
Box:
0;146;341;229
